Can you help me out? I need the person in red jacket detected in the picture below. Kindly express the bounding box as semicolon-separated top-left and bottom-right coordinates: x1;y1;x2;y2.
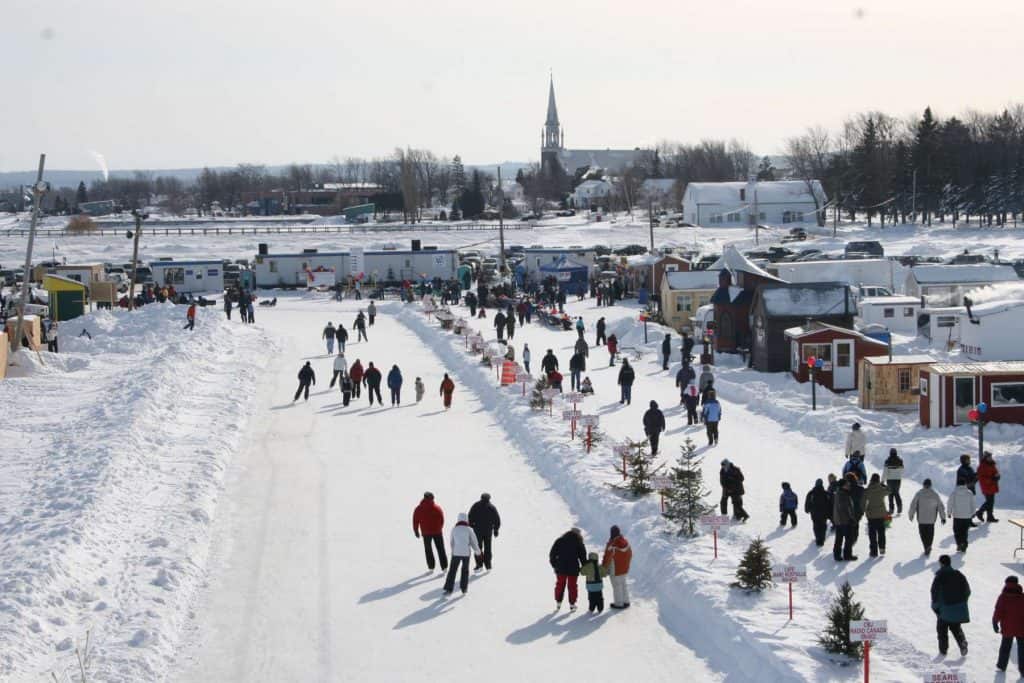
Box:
349;359;364;399
602;525;632;609
994;575;1024;675
976;450;1000;523
413;492;447;572
439;373;455;409
607;334;618;366
547;369;563;393
183;303;196;331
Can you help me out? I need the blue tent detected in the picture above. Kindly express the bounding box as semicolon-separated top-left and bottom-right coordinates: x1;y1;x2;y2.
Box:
539;256;590;296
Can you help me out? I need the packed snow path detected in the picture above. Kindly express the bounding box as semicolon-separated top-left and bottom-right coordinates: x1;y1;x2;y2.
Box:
174;297;720;682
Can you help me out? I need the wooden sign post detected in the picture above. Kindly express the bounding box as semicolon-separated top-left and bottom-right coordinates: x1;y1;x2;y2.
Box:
650;476;673;513
541;388;560;416
771;565;806;620
578;415;599;452
699;515;731;559
563;409;582;439
850;619;888;683
614;444;631;478
516;371;531;397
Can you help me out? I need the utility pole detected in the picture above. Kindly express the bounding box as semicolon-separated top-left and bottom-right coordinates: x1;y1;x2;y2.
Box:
648;199;656;295
13;154;47;354
497;166;506;278
127;209;148;310
911;169;917;225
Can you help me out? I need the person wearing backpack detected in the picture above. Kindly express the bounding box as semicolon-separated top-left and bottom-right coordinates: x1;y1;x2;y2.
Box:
863;473;890;557
701;390;722;446
779;482;798;528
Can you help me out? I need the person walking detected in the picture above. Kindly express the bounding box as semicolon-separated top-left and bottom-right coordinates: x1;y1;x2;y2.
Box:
948;478;976;553
549;528;587;611
681;331;695;366
349;359;364;399
223;296;232;320
414;377;425;403
595;317;606;346
363;362;383;405
909;478;946;556
367;300;377;326
833;477;858;562
957;454;978;495
607;334;618;366
339;370;354;406
976;450;1001;523
805;478;831;546
779;482;798;528
719;459;749;521
468;493;500;571
675;363;696;404
387;364;403;406
993;575;1024;675
682;383;700;426
617;358;635;405
569;350;585;392
522;344;531;375
330;353;347;387
701;390;722;446
183;302;196;331
440;373;455;409
863;473;889;557
845;422;866;457
643;400;666;455
541;349;559;375
293;361;316;402
443;512;481;595
883;448;905;514
506;312;515;340
574;335;588;359
580;552;607;614
661;333;671;370
335;323;348;353
323;321;336;354
602;525;632;609
931;554;971;657
413;492;447;572
493;310;506;342
842;451;867;484
354;311;368;342
698;364;715;401
575;316;585;340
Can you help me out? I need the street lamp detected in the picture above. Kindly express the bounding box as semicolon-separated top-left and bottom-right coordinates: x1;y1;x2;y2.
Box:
807;356;824;410
126;209;149;310
639;311;649;344
968;401;989;459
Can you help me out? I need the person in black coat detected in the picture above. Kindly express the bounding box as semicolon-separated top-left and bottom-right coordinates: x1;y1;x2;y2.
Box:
493;310;507;341
681;332;695;366
541;349;559;375
720;459;749;521
617;359;635;405
294;361;316;402
661;334;672;370
549;528;587;609
643;400;666;455
569;351;585;392
363;362;383;405
468;493;501;570
957;454;978;495
675;364;696;403
595;317;606;346
805;478;832;546
334;324;348;353
465;290;478;317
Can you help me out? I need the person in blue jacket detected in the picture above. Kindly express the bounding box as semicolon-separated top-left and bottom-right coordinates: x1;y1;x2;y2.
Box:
387;364;403;406
843;451;867;484
701;390;722;446
779;482;798;527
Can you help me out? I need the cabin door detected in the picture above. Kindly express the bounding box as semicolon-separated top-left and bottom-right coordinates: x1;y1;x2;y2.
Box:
832;340;855;390
953;376;975;424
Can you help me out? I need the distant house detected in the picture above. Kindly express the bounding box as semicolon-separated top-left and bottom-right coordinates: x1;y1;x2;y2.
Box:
639;178;678;208
856;296;922;336
904;264;1019;306
571;179;614;210
627;253;690;299
681;180;827;228
784;321;889;391
771;258;904;293
919;305;964;350
660;270;720;332
920;361;1024;428
709;245;785;353
749;282;854;372
958;299;1024;361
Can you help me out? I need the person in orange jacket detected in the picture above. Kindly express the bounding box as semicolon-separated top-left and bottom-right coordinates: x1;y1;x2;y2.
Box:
976;450;1001;523
440;373;455;409
183;302;196;331
602;525;632;609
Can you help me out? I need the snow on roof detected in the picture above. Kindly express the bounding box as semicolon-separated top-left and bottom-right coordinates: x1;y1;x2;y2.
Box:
863;354;936;365
761;284;850;317
663;270;720;290
963;299;1024;318
539;256;590;271
858;296;921;306
908;264;1019;285
684;180;825;205
640;178;675;194
929;361;1024;375
783;321;887;344
710;245;784;282
627;253;662;266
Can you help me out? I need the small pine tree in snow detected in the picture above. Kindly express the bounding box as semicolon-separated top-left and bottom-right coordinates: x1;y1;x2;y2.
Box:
529;377;549;410
818;581;865;658
733;537;773;592
614;438;659;496
663;438;714;536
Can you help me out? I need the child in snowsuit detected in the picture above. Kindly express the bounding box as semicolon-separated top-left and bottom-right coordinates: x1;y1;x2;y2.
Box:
415;377;425;403
779;482;798;527
580;552;607;613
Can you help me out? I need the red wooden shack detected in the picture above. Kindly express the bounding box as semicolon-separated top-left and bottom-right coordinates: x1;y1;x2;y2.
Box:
919;361;1024;428
784;322;889;391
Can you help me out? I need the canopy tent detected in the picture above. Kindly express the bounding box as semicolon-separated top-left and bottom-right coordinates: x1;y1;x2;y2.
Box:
539;257;590;296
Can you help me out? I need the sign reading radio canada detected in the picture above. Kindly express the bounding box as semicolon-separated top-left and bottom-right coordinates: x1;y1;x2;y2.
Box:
562;409;582;421
578;415;600;427
563;392;584;403
772;565;807;583
923;672;967;683
849;619;888;642
649;476;673;490
699;515;731;528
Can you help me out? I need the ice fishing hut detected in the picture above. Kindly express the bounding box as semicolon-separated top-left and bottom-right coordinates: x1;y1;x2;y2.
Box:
149;260;225;294
784;321;889;391
919;361;1024;427
749;282;854;372
859;354;935;411
42;274;88;321
538;257;591;297
856;296;922;336
957;299;1024;361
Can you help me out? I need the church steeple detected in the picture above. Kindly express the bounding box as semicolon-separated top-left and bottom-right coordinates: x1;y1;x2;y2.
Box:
543;75;562;151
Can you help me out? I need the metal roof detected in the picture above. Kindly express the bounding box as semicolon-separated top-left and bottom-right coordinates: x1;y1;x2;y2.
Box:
149;260;223;267
928;361;1024;375
783;321;888;345
863;354;936;365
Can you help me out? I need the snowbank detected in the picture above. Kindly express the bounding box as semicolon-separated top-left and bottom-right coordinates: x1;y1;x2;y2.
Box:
0;304;272;681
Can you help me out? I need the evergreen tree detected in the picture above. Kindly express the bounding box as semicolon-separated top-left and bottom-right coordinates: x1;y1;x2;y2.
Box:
76;181;88;205
733;537;773;592
818;581;865;658
530;377;550;410
756;156;776;181
450;155;466;192
663;438;714;536
614;438;659;496
459;170;485;218
912;106;940;225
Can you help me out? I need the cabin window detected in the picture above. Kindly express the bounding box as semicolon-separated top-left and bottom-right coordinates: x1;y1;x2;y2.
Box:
920;377;929;396
883;308;895;318
801;343;832;363
903;307;914;317
836;344;851;368
898;368;912;393
727;212;741;222
675;294;694;313
164;267;185;285
759;212;767;221
740;189;746;201
936;315;956;328
269;260;278;273
991;382;1024;407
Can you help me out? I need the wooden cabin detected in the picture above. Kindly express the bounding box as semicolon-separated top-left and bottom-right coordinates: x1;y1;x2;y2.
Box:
710;245;785;353
919;361;1024;428
784;322;889;391
859;354;935;411
749;282;854;372
660;270;720;332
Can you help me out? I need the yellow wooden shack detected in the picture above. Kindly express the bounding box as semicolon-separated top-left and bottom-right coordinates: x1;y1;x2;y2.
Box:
859;354;935;411
43;274;89;321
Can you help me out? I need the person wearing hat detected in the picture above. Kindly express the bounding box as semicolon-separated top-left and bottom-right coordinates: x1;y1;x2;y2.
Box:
579;552;607;613
844;422;866;458
719;459;749;521
603;525;632;609
908;478;946;556
468;493;501;571
293;361;316;402
443;512;481;595
832;477;857;562
994;575;1024;675
412;492;447;572
976;450;1001;523
931;554;970;657
804;478;831;546
643;400;666;455
549;528;587;611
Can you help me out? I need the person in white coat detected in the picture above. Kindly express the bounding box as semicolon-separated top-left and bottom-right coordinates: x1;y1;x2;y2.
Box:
329;352;347;388
444;512;481;595
522;344;532;375
908;478;946;556
844;422;866;458
948;478;976;553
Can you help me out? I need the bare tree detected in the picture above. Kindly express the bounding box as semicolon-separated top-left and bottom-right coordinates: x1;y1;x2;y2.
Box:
394;148;420;223
785;126;832;225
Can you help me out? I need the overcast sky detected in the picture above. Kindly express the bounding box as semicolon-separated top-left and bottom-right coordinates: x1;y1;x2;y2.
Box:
2;0;1021;172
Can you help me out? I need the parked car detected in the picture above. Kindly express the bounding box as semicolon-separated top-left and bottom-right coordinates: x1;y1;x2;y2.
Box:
844;241;884;259
781;227;808;242
946;251;989;265
781;248;823;262
692;255;720;271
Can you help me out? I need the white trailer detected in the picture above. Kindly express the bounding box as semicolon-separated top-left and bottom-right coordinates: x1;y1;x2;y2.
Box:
252;251;349;288
770;259;906;293
149;259;225;294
